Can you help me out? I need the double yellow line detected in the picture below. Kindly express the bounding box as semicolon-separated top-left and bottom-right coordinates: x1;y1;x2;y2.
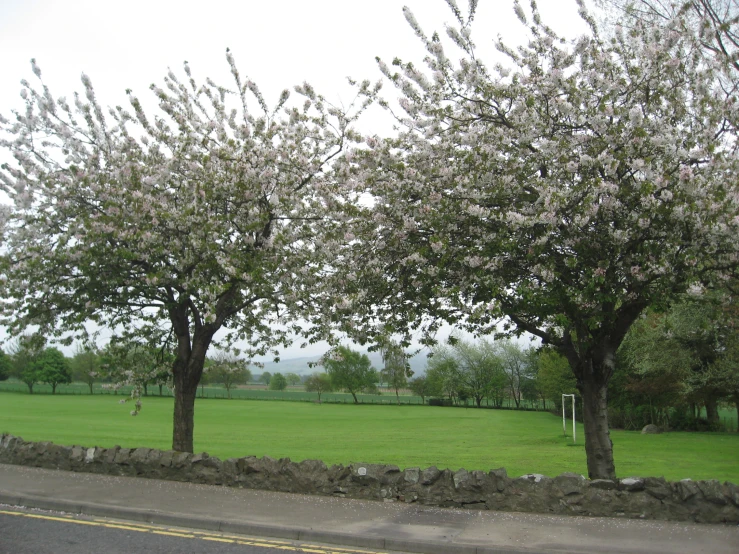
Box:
0;509;389;554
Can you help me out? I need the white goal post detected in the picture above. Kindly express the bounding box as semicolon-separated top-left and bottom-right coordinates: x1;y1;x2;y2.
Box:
562;394;576;444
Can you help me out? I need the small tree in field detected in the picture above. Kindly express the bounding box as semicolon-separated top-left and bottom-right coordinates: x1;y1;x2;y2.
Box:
34;347;71;394
285;372;302;386
496;341;537;409
425;345;463;404
379;340;413;403
305;372;333;402
321;346;378;404
0;53;369;452
408;375;433;403
209;351;251;399
259;372;273;386
9;337;42;394
339;1;739;478
70;343;101;394
269;372;288;391
536;349;578;411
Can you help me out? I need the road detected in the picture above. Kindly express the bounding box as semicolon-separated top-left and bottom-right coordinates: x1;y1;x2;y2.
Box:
0;508;393;554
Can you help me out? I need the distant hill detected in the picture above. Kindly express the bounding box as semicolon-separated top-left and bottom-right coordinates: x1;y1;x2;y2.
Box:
254;351;428;377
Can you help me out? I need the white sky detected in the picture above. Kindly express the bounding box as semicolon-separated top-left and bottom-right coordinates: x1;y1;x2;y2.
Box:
0;0;588;360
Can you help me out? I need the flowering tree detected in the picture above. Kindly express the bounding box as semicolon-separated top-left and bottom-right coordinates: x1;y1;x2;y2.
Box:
597;0;739;73
101;337;172;404
339;1;739;478
0;52;367;452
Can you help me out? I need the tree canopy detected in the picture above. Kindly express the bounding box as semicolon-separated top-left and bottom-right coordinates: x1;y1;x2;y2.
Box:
0;53;370;452
334;0;739;478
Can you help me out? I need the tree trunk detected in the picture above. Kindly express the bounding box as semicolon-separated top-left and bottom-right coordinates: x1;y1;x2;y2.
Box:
88;382;93;394
705;396;720;425
351;391;358;404
159;384;163;396
170;311;215;453
579;372;616;480
562;334;620;481
172;382;197;453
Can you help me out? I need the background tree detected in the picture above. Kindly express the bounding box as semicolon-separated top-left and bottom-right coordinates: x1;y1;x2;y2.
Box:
70;343;101;394
535;349;578;412
259;372;273;386
0;349;11;382
379;340;413;403
618;291;739;428
33;347;71;394
408;375;434;403
339;1;739;478
497;341;536;409
198;365;212;398
9;336;42;394
208;351;251;399
321;346;378;404
269;372;288;391
455;340;505;408
426;339;508;407
0;54;369;452
285;372;302;386
304;372;333;402
425;345;463;404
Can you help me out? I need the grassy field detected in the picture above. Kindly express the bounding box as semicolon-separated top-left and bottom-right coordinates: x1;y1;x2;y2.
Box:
1;393;737;482
0;379;534;407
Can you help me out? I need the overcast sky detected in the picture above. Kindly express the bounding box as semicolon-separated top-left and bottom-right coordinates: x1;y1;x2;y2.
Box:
0;0;589;360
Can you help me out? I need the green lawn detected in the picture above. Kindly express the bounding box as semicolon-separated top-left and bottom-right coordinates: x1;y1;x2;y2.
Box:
1;393;737;483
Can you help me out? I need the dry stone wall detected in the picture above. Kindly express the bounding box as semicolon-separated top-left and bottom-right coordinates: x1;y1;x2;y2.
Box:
1;434;737;524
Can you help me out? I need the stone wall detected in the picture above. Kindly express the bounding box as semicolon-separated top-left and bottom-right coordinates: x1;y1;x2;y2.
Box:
1;434;737;524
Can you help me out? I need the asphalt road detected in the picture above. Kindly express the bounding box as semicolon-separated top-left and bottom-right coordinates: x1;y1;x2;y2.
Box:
0;508;390;554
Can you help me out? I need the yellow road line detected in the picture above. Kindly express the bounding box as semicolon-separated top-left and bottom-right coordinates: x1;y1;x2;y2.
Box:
1;508;389;554
302;546;388;554
201;536;236;543
152;530;196;538
101;523;151;532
